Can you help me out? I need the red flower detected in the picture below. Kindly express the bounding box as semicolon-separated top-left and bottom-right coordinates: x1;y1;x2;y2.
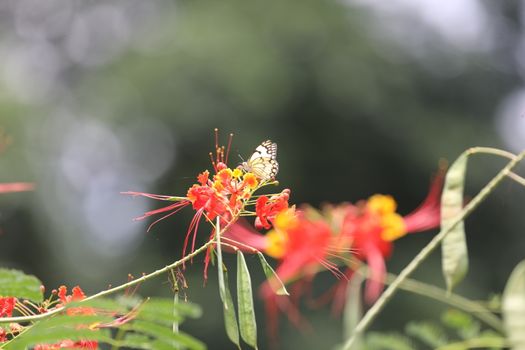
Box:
58;285;86;304
56;285;95;316
224;207;348;336
0;182;35;193
125;130;290;273
35;286;98;350
255;189;290;230
336;172;443;304
34;339;98;350
0;297;16;317
224;173;443;337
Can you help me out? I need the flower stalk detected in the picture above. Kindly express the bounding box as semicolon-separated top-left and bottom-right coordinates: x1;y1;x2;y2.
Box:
342;149;525;350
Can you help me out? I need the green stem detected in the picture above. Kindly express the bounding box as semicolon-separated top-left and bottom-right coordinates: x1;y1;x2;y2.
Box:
0;239;215;324
342;149;525;349
352;267;504;333
385;273;504;333
468;147;525;186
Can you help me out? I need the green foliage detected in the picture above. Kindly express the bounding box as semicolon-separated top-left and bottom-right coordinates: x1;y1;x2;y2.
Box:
5;315;112;349
440;152;469;292
502;260;525;350
441;309;480;340
237;251;257;349
364;309;505;350
405;321;448;348
365;332;415;350
0;269;43;302
4;297;204;350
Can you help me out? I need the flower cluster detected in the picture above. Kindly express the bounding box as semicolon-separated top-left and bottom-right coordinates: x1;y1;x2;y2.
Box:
126;131;443;340
0;297;15;317
125;130;290;269
223;173;443;335
0;286;99;349
0;297;16;342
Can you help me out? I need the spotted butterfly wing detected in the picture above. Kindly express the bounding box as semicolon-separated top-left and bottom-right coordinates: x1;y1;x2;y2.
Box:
242;140;279;181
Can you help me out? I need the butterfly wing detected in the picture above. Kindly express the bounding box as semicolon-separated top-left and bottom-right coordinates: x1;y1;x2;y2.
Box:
245;140;279;180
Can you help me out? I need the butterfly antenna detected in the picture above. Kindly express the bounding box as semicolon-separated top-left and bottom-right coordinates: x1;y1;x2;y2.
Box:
225;133;233;164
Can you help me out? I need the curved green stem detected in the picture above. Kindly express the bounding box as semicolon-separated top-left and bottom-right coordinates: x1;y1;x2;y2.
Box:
436;336;508;350
342;149;525;349
0;239;215;324
386;273;504;333
468;147;525;186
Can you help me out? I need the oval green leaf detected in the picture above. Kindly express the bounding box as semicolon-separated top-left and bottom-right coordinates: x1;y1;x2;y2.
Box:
502;260;525;350
237;251;258;349
441;153;469;292
223;271;240;349
0;268;43;302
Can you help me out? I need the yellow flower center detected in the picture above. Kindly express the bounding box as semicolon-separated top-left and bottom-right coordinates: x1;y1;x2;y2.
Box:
263;208;297;259
380;213;406;241
367;194;407;241
274;207;298;230
232;168;242;178
265;229;288;259
242;172;258;189
367;194;397;215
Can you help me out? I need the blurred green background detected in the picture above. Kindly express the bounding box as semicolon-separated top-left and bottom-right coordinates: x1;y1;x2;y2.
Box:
1;0;525;348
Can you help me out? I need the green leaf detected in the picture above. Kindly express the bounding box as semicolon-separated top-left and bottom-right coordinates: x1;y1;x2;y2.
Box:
6;315;112;349
343;273;363;348
441;309;480;340
120;333;153;349
138;299;202;326
405;321;448;348
436;335;506;350
365;332;415;350
0;268;43;302
441;152;469;292
237;251;257;349
222;271;240;349
502;260;525;350
131;319;206;350
256;252;288;296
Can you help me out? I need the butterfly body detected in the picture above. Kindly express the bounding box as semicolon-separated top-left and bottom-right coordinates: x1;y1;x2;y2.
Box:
242;140;279;181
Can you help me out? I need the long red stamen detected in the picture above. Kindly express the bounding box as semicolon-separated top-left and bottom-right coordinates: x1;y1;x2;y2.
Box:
190;212;204;259
145;203;189;232
225;133;233;164
122;191;179;201
317;258;346;280
182;209;204;266
134;201;189;221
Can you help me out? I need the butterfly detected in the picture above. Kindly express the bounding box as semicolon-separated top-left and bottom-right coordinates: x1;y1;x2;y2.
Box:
242;140;279;181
